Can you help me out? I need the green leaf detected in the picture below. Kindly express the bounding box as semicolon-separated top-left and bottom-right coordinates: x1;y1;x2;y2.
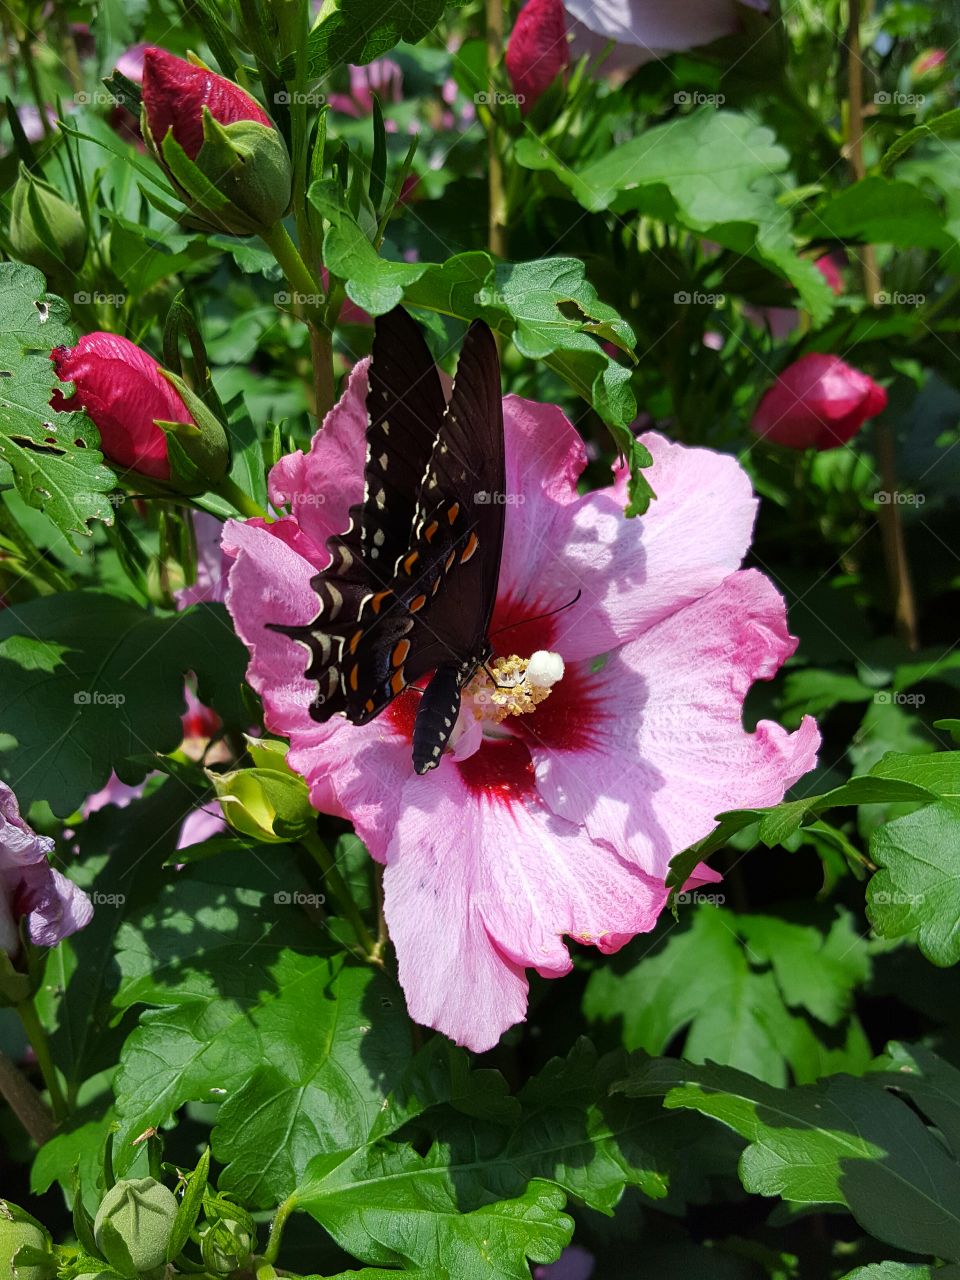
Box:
166;1147;209;1262
307;0;463;77
840;1266;960;1280
882;107;960;171
515;111;836;323
111;852;412;1202
618;1050;960;1261
0;263;115;546
0;595;248;815
803;176;954;250
584;908;870;1086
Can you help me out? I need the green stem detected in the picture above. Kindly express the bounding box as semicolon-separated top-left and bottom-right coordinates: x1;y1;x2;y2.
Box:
260;221;325;325
215;475;269;520
299;831;377;957
0;1048;55;1145
485;0;507;259
262;1193;298;1266
309;323;336;420
15;997;66;1121
19;32;52;138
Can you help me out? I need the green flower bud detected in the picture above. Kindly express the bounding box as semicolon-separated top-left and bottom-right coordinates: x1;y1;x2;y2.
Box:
0;1201;53;1280
208;755;315;844
9;164;87;284
93;1177;178;1277
155;370;230;493
198;1213;257;1274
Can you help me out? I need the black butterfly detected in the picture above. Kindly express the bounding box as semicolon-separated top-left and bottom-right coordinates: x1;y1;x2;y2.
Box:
271;306;506;773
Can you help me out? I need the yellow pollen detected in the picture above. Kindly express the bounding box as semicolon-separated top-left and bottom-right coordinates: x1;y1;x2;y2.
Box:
464;654;559;723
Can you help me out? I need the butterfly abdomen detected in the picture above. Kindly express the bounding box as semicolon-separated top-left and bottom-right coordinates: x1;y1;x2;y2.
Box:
412;660;473;773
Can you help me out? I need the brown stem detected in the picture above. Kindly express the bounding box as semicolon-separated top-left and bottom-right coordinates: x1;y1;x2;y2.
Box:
846;0;919;651
0;1049;55;1146
486;0;507;259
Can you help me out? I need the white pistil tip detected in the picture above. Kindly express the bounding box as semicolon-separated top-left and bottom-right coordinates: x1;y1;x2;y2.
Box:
525;650;564;688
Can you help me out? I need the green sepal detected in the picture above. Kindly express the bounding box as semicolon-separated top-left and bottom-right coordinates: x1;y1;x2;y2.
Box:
9;162;87;283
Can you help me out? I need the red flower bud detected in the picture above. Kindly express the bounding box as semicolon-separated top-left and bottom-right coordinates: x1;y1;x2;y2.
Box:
141;47;271;162
506;0;570;115
751;353;887;451
51;333;192;480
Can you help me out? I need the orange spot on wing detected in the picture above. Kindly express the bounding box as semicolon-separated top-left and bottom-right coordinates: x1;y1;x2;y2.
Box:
403;551;419;574
392;638;411;666
390;669;406;695
349;629;363;654
349;664;359;691
371;590;390;614
447;502;460;524
410;594;427;612
424;520;439;542
460;531;479;563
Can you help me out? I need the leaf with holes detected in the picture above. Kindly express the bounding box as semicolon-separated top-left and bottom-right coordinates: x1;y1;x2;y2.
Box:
0;262;115;547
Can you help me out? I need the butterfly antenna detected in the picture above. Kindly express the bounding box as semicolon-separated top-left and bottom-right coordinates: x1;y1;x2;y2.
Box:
489;589;582;639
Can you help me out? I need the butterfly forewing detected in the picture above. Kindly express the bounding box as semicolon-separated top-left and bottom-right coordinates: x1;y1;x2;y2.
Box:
271;308;505;772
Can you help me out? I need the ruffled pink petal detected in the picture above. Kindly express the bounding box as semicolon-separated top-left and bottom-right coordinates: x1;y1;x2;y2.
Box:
266;359;369;557
492;414;756;661
524;569;819;879
383;738;669;1051
176;511;229;608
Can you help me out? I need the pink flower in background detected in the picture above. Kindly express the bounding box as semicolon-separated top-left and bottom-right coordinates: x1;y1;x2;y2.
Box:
82;772;225;851
223;361;819;1051
116;42;147;82
506;0;571;113
912;48;947;79
328;60;403;118
751;353;887;450
51;333;189;481
747;253;844;340
535;1246;595;1280
563;0;769;74
176;512;230;609
0;781;91;955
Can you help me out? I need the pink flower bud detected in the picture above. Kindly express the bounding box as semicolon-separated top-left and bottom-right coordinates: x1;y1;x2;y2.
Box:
751;353;887;451
141;47;272;162
51;333;193;480
815;253;844;295
506;0;570;114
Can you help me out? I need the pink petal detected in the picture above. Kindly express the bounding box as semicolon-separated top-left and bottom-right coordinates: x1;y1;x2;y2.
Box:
565;0;769;70
266;360;369;557
492;412;756;661
383;737;669;1051
524;569;820;879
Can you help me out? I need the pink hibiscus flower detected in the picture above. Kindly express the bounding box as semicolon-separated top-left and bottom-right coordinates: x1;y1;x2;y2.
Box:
222;361;819;1051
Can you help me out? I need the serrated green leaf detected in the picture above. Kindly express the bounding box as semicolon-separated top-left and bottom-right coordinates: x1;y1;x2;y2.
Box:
803;176;953;249
0;594;248;815
307;0;461;77
0;263;115;546
515;111;836;323
618;1051;960;1261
